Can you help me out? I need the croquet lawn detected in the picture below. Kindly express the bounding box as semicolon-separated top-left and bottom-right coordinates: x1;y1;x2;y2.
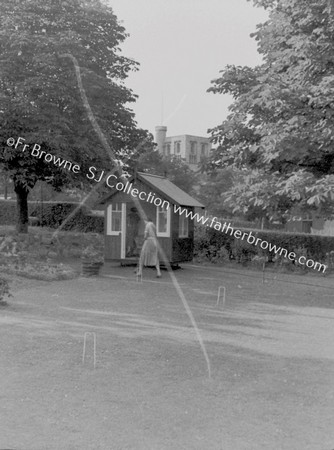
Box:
0;263;333;450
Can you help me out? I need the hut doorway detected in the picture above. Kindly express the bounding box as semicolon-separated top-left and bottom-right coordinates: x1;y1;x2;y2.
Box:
125;206;142;258
106;202;145;262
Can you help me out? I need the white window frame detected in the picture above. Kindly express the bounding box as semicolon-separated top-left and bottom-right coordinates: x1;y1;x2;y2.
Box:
107;202;123;235
156;205;171;237
179;214;189;238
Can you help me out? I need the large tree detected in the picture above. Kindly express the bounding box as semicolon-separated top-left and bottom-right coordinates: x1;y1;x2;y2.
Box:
197;168;235;216
207;0;334;219
0;0;147;232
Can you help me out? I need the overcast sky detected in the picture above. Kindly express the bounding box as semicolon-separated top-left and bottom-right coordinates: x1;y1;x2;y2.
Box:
108;0;268;138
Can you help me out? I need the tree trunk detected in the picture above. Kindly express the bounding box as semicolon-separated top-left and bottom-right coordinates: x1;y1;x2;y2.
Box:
14;184;29;234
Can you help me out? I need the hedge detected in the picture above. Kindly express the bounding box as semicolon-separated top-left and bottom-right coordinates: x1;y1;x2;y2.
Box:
0;200;17;225
194;225;334;272
0;200;104;233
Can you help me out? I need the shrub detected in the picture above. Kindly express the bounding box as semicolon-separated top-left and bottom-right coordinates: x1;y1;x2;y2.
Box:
0;200;104;233
34;203;75;227
31;202;104;233
64;209;104;233
81;245;104;263
0;200;17;225
194;225;334;272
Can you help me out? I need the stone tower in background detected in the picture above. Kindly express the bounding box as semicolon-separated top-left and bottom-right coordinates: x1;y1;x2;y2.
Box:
155;126;167;154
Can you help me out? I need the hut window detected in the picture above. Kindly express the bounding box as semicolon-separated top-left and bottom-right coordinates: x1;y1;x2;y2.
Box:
107;203;122;235
179;214;189;238
156;205;170;237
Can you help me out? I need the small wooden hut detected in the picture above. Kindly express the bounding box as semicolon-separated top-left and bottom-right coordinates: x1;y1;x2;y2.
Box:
102;172;204;267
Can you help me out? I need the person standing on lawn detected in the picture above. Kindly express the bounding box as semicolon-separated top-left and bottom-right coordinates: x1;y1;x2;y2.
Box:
136;218;161;278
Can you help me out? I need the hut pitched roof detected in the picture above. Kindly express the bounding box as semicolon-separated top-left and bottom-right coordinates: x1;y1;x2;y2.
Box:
100;172;204;208
137;172;204;208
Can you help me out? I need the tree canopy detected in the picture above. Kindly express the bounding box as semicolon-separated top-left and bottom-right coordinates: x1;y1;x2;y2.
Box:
208;0;334;219
0;0;151;232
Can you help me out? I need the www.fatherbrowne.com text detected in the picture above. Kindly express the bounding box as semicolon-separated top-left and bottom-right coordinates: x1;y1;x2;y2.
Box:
173;206;327;273
87;171;328;273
